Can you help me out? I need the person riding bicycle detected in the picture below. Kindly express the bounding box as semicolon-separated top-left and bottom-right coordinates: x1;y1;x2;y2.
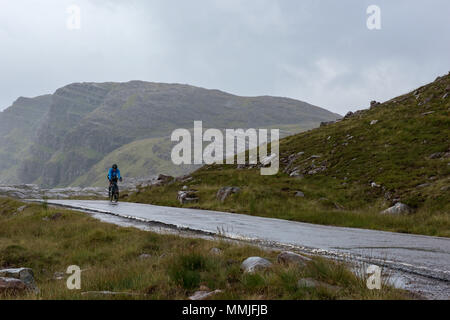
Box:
108;164;122;197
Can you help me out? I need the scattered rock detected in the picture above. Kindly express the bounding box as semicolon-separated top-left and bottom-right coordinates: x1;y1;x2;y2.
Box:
422;111;435;116
216;187;241;202
139;254;152;260
380;203;412;215
53;272;65;280
416;183;431;189
307;166;327;175
277;251;311;267
154;174;174;186
297;278;341;292
260;154;277;167
182;185;189;191
177;190;199;205
42;212;63;221
429;152;444;159
157;174;173;182
0;277;28;295
16;205;27;214
81;291;141;297
188;290;223;301
241;257;272;273
295;191;305;198
209;248;222;255
344;111;354;119
289;170;303;178
370;101;381;109
371;182;381;188
370;120;379;126
320;121;336;127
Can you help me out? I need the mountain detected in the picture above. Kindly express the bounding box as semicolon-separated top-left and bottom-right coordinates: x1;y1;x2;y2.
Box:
0;81;340;187
0;95;52;183
127;73;450;237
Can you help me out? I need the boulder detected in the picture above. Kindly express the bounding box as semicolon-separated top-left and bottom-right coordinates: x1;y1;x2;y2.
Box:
0;277;28;295
0;268;36;290
240;257;272;273
188;290;222;301
277;251;311;267
177;191;199;205
380;203;412;215
370;120;379;126
216;187;241;202
139;254;152;260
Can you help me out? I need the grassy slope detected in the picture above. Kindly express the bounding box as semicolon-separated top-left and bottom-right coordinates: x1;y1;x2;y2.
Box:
127;74;450;237
72;124;314;187
71;137;193;187
0;198;410;300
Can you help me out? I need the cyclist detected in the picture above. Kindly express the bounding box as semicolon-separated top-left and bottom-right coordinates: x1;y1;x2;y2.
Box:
107;164;122;198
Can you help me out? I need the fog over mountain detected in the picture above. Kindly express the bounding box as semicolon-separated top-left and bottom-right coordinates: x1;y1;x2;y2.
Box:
1;0;449;114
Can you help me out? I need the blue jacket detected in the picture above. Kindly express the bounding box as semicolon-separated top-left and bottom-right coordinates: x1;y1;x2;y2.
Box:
108;168;121;181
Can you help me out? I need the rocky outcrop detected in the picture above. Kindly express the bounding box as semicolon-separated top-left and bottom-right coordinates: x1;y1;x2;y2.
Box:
240;257;272;273
0;268;38;293
370;101;381;109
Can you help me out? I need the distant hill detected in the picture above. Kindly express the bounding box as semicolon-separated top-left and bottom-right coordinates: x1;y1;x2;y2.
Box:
127;73;450;237
0;81;340;187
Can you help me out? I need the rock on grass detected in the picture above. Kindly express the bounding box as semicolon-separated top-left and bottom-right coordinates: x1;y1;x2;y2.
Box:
240;257;272;273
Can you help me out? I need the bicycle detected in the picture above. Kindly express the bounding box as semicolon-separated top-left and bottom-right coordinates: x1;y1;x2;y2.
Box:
109;177;121;203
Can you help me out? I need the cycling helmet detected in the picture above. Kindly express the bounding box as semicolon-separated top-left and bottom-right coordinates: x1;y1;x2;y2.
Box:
112;164;118;169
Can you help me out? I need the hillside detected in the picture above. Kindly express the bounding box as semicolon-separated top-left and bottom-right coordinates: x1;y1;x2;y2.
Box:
0;81;339;187
127;73;450;237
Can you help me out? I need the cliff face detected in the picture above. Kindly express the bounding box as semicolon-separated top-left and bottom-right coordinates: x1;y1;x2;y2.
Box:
0;81;340;187
0;95;52;183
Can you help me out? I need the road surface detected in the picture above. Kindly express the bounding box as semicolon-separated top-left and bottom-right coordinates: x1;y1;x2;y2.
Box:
39;199;449;299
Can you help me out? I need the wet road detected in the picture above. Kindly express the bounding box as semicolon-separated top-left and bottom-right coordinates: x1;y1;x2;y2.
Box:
40;199;449;299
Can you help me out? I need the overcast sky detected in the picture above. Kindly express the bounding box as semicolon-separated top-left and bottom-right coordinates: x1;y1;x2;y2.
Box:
0;0;449;114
